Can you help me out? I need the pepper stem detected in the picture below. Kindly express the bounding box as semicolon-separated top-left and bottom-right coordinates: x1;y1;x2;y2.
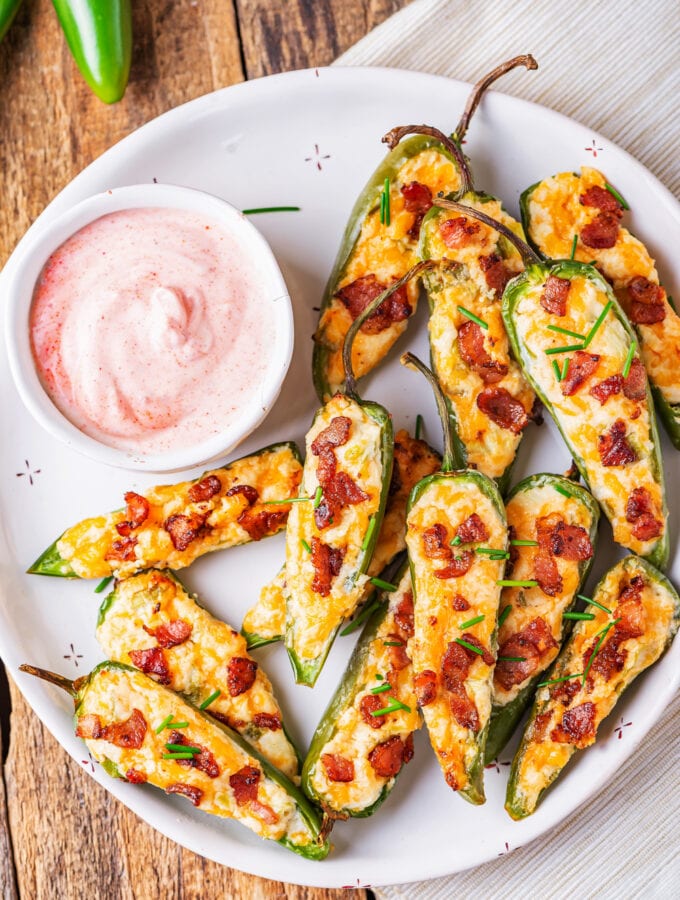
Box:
400;352;456;473
434;197;542;268
19;664;78;697
382;124;473;196
342;260;436;398
454;55;538;142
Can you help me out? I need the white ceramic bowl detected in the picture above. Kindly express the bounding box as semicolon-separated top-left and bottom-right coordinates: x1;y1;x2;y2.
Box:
3;183;294;472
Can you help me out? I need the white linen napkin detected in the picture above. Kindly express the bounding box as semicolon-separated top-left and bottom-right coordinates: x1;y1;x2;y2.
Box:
334;2;679;895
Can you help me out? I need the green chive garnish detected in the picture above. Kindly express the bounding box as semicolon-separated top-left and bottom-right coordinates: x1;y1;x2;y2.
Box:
552;359;562;381
415;414;424;440
582;300;613;348
300;538;311;554
604;183;630;210
313;486;323;508
165;744;201;754
370;683;392;695
454;638;484;656
459;614;485;629
622;343;635;379
162;752;196;760
370;577;398;592
155;715;173;734
545;343;584;356
537;672;583;688
497;579;538;588
563;611;595;621
547;324;587;340
242;206;301;215
569;234;578;260
450;535;462;546
370;698;411;717
361;516;377;551
263;496;312;505
383;640;403;647
199;690;221;710
561;357;570;381
577;594;612;615
510;539;538;547
380;177;391;225
498;656;526;662
375;673;384;680
554;484;573;498
458;305;488;330
475;548;510;559
498;605;512;627
582;619;621;684
340;598;381;636
94;576;113;594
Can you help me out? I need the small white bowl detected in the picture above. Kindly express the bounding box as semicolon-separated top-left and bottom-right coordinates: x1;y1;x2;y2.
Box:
3;184;294;473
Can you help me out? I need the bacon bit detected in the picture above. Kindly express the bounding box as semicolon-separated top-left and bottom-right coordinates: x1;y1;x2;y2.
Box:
100;708;147;750
168;731;220;778
250;800;279;825
627;276;666;324
532;710;554;742
414;671;438;711
166;782;203;806
445;771;459;791
456;513;489;543
422;523;451;559
227;657;258;697
540;275;570;316
394;590;414;638
580;212;620;249
495;617;558;690
401;180;433;238
321;753;355;782
125;769;147;784
598;419;637;466
368;736;408;777
626;488;662;541
441;640;475;689
105;535;138;563
440;216;480;249
477;387;528;434
452;594;470;611
252;712;282;731
238;506;287;541
323;471;369;512
434;550;474;580
580;185;623;216
225;484;258;505
386;633;411;670
360;694;387;729
534;551;563;597
311;416;352;455
550;676;581;705
75;714;102;739
189;474;223;503
478;253;513;297
336;274;412;334
164;513;207;552
310;537;345;596
448;683;480;731
537;515;593;562
590;374;623;405
551;702;596;747
403;732;415;764
560;350;600;396
459;633;495;666
116;492;150;536
458;321;509;384
622;358;647;401
128;647;171;684
229;765;261;804
143;619;193;649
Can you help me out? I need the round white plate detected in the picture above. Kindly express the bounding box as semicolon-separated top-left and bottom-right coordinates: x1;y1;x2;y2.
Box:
1;67;678;889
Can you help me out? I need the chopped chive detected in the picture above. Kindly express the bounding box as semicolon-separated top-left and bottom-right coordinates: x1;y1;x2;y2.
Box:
545;343;584;356
459;614;485;629
561;357;570;381
167;721;188;729
242;206;301;214
454;637;484;656
498;656;526;662
458;305;488;330
340;598;381;636
604;183;630;210
510;539;538;547
94;575;113;594
537;672;583;688
577;594;612;615
370;682;392;694
300;538;311;554
497;579;538;588
554;484;573;498
552;359;562;381
370;577;398;592
199;689;221;710
622;343;635;379
383;640;403;647
498;605;512;627
165;743;201;754
361;516;377;551
262;496;312;505
569;234;578;260
450;535;462;546
313;486;323;508
370;698;411;717
380;177;391;225
475;547;510;559
415;413;424;440
154;714;173;734
563;611;596;621
162;752;196;760
582;300;613;348
582;619;621;684
375;673;384;680
547;324;587;340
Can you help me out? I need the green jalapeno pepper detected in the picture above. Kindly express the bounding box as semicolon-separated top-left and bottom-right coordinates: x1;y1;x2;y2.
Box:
312;55;538;403
0;0;22;42
436;199;669;570
402;352;507;805
520;167;680;449
20;660;331;858
505;555;680;819
484;473;600;764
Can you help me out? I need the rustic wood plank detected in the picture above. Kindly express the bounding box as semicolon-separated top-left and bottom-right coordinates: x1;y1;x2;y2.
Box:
0;670;18;900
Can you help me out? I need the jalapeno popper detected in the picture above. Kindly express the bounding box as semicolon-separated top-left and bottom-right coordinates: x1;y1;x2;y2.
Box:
521;167;680;447
439;199;668;569
505;556;680;819
484;474;599;763
302;560;421;818
29;442;302;580
402;353;506;804
313;55;538;401
242;430;440;649
96;570;300;780
20;662;330;859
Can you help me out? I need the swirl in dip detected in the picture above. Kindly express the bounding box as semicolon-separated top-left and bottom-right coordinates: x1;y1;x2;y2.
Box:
30;207;281;456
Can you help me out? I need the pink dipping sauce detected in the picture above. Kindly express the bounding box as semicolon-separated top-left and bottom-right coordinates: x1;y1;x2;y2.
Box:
30;207;279;456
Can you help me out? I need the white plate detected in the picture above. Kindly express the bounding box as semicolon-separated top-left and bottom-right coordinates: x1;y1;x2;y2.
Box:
1;67;678;889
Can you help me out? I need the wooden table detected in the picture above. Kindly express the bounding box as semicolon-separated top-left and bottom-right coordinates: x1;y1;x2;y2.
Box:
0;2;410;895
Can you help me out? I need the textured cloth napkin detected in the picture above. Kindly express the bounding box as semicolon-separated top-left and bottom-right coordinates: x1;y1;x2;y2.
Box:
335;1;679;896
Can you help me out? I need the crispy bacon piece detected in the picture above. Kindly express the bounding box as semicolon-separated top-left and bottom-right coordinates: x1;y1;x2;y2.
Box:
128;647;171;684
540;275;570;316
580;185;623;216
360;694;387;729
440;216;480;249
401;180;433;238
385;634;411;671
622;358;647;401
414;670;437;707
560;350;600;396
227;657;258;696
627;276;666;324
456;513;489;544
495;617;558;690
250;800;279;825
311;416;352;455
105;536;137;563
477;387;528;434
452;594;470;611
537;515;593;562
532;710;554;742
404;733;415;764
321;753;355;782
116;492;150;536
238;507;287;541
478;253;513;297
166;782;203;806
189;474;223;503
229;765;260;804
100;708;147;750
336;274;412;334
368;736;409;777
164;513;207;552
125;769;147;784
75;714;102;739
588;634;627;682
225;484;258;505
590;374;623;405
434;550;474;579
252;712;282;731
551;701;596;747
168;731;220;778
458;320;508;384
422;523;451;559
394;591;414;638
323;471;369;512
534;551;563;597
310;537;345;596
598;419;637;466
458;632;495;666
550;676;581;706
448;683;480;731
441;641;471;689
580;212;620;249
626;488;662;541
143;619;193;649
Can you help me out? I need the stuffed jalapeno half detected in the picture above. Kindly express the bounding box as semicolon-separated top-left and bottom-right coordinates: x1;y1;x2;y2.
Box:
402;353;507;804
441;199;668;569
505;555;680;819
484;474;600;764
312;55;537;401
96;570;300;780
20;661;330;859
29;442;303;580
302;560;421;818
242;429;440;649
521;166;680;447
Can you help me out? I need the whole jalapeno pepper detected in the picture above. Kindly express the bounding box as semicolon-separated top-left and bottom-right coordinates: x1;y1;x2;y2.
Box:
312;55;538;403
0;0;22;42
402;351;507;805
